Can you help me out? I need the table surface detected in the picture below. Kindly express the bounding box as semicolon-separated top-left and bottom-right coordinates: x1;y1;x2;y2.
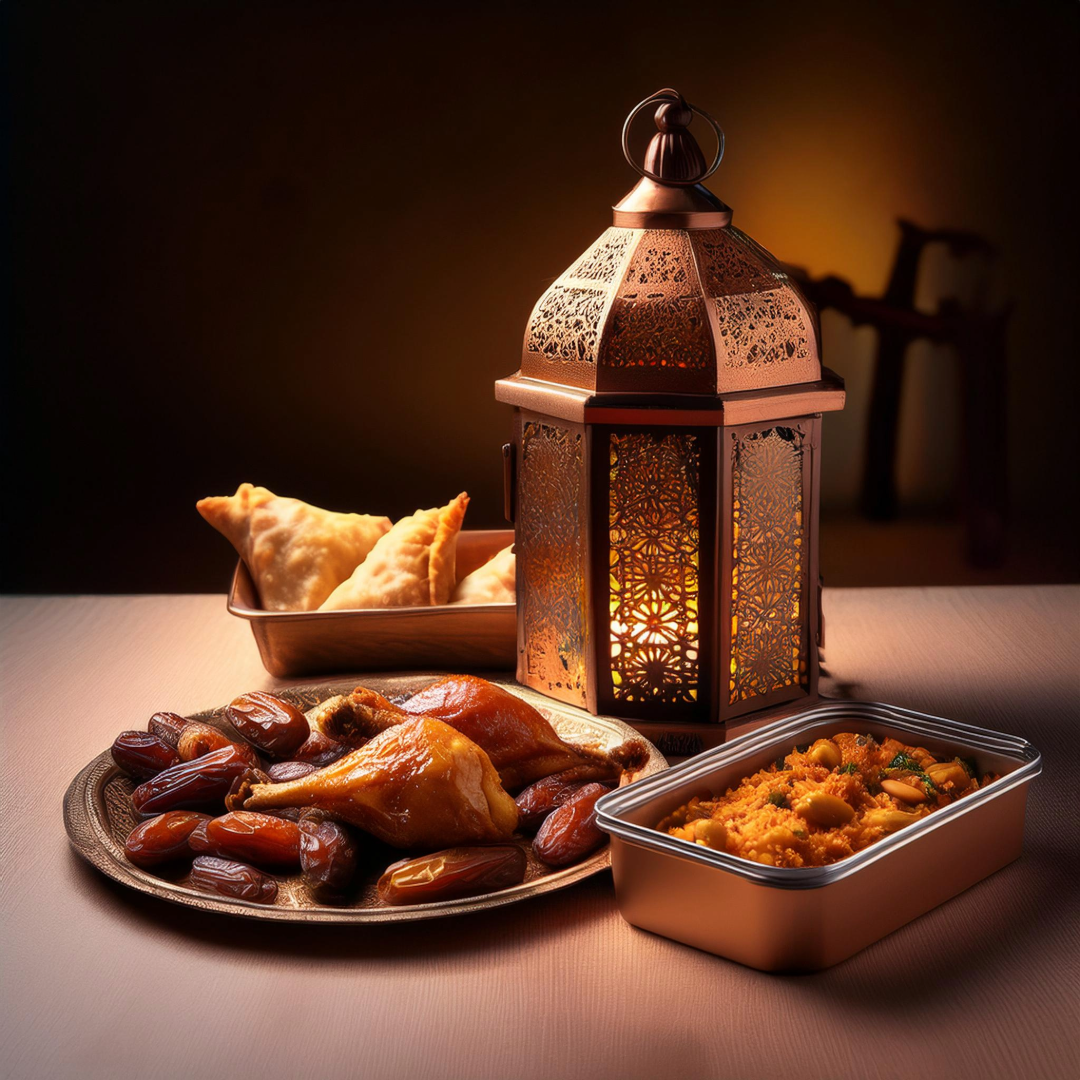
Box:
2;587;1078;1080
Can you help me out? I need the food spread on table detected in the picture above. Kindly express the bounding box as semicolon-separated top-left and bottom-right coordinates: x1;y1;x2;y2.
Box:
197;483;514;611
112;675;648;906
656;732;997;868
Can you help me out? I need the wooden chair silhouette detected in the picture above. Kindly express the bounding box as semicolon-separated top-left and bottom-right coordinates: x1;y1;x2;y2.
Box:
789;220;1010;567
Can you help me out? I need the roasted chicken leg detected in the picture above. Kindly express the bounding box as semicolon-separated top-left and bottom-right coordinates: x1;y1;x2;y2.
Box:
308;675;645;792
242;716;518;849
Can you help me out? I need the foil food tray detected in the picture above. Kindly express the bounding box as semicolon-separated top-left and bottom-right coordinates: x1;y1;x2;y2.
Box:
596;699;1040;971
227;529;516;677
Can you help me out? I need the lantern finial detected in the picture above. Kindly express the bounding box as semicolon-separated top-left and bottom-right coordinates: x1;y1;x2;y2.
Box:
644;92;707;183
614;89;730;229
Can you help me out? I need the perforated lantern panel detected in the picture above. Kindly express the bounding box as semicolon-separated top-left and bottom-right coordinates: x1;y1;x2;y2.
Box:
727;423;812;713
517;417;589;708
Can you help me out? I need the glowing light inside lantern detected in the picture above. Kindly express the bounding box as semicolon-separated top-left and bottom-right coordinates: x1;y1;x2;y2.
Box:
608;431;701;703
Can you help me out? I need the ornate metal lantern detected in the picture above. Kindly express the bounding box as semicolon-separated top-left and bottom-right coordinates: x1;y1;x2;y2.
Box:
497;89;845;747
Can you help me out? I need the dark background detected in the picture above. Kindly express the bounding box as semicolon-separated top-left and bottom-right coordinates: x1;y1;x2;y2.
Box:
3;0;1078;594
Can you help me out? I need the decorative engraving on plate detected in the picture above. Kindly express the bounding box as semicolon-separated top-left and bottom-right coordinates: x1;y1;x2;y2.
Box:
65;679;668;924
519;421;588;705
608;430;701;704
603;231;713;372
729;426;807;705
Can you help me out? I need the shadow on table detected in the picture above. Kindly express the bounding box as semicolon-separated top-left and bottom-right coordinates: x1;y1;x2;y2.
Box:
781;843;1077;1006
67;848;618;962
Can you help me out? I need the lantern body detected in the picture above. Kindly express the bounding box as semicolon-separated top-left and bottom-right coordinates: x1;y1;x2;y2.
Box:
497;94;844;742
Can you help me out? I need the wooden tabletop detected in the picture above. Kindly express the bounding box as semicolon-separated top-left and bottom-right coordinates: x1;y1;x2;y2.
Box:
2;588;1078;1080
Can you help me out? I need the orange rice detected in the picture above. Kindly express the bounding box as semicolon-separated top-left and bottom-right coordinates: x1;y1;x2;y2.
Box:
656;732;995;868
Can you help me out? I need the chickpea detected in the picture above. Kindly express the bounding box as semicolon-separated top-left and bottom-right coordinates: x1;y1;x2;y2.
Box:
689;818;728;851
881;779;926;804
926;761;969;790
808;739;842;770
863;808;918;833
760;825;799;852
794;791;856;827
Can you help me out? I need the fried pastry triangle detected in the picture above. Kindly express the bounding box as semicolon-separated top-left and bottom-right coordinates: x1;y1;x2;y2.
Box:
319;492;469;610
196;483;390;611
451;545;515;605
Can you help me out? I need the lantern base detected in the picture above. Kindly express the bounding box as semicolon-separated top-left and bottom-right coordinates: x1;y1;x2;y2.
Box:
623;695;820;760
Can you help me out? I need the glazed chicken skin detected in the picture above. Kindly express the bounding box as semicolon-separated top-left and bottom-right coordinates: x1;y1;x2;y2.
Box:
307;675;641;792
242;716;518;849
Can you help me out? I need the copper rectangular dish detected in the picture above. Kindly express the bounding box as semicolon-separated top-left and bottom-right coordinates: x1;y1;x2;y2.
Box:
227;529;516;677
595;700;1041;971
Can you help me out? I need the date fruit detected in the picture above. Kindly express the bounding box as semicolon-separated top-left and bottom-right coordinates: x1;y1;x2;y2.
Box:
131;745;253;815
177;721;260;767
124;811;210;868
189;856;278;904
147;712;190;748
187;818;213;854
290;730;349;768
267;760;318;783
377;845;526;906
111;731;181;780
204;811;301;870
515;774;591;833
533;783;609;867
298;809;359;902
226;692;309;758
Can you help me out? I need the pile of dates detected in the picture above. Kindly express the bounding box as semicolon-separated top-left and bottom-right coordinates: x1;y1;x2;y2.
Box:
112;692;612;907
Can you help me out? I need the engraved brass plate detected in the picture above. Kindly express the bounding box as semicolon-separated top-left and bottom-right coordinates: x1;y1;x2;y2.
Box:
63;674;667;923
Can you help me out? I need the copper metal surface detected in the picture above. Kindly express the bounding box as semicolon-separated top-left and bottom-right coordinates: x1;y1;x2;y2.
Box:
614;88;731;228
517;226;823;395
596;701;1041;971
63;675;668;924
495;370;846;427
227;529;516;677
621;89;724;186
507;407;824;735
500;89;844;733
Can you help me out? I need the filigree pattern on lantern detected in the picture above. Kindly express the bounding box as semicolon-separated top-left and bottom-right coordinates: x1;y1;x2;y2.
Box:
692;227;785;297
525;285;608;364
602;231;712;371
730;427;807;705
623;231;693;286
608;431;701;704
605;294;712;370
519;421;588;706
713;287;813;370
565;228;635;285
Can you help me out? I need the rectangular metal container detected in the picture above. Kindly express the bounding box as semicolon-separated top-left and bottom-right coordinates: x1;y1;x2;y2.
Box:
226;529;517;677
596;700;1041;971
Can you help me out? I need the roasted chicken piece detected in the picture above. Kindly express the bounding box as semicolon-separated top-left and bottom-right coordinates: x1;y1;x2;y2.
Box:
305;691;396;748
307;675;646;792
242;716;517;849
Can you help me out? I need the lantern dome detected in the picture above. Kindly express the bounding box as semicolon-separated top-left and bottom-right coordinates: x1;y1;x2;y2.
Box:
520;90;821;397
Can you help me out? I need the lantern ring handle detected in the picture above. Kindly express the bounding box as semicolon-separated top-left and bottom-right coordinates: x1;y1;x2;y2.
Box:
621;88;725;187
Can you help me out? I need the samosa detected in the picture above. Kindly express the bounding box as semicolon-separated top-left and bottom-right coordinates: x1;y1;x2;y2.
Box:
196;483;390;611
319;493;468;610
451;545;515;605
